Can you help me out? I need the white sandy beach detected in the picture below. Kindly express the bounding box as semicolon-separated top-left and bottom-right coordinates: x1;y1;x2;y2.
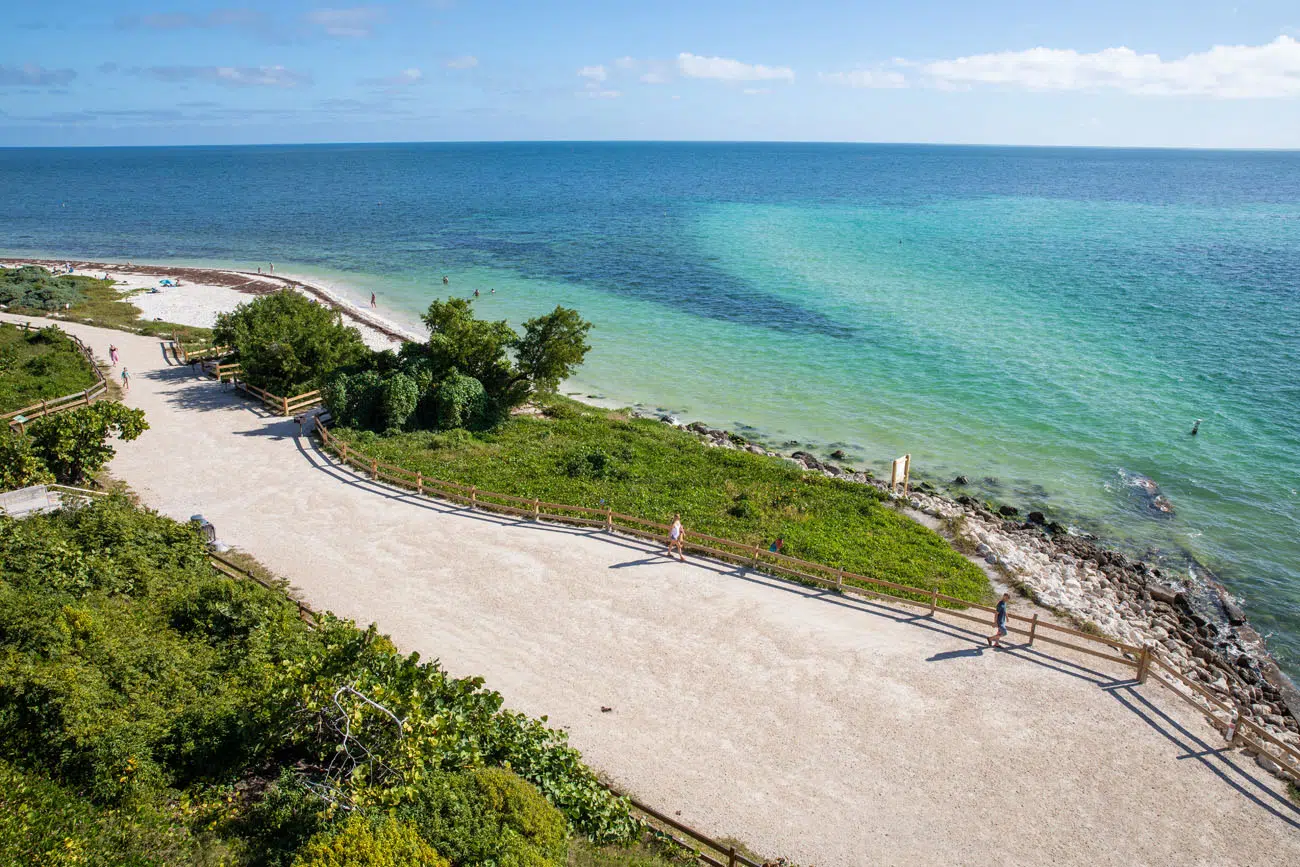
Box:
5;310;1298;866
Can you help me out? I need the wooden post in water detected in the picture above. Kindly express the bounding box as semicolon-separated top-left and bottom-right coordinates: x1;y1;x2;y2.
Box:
1028;613;1039;646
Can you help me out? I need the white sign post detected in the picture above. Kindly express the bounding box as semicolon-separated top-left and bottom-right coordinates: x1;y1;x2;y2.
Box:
890;454;912;496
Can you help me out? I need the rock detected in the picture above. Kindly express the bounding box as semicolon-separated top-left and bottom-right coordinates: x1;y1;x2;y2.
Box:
1148;585;1185;607
1221;599;1247;626
830;449;847;460
953;475;969;485
745;444;765;455
688;421;710;434
975;543;992;557
1255;753;1281;774
1027;511;1046;525
791;451;823;471
824;464;843;476
997;505;1020;517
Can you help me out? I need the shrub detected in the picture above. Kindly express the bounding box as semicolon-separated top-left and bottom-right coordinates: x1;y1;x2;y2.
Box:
393;769;566;867
379;372;419;433
26;401;149;485
434;370;489;431
0;431;55;491
213;291;369;396
0;265;87;311
293;815;448;867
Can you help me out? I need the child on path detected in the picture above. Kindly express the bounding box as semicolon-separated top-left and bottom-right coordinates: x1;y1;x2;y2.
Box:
665;513;685;562
109;344;118;366
987;592;1011;647
120;367;130;391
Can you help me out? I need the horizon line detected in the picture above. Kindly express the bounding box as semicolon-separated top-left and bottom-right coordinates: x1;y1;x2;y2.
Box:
2;139;1300;153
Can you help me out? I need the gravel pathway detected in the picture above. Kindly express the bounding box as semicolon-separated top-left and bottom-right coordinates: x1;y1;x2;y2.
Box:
9;313;1299;866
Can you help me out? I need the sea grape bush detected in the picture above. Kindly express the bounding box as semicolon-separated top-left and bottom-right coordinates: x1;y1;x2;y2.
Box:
322;299;593;435
0;496;640;864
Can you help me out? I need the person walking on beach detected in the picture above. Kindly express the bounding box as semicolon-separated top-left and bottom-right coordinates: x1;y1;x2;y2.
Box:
665;513;686;562
370;292;376;309
987;592;1011;648
108;344;118;366
120;367;130;391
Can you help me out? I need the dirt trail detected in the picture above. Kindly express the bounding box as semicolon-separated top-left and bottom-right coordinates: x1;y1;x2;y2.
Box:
6;312;1298;866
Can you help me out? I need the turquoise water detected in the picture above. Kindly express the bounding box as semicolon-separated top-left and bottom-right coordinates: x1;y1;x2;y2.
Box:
2;143;1297;673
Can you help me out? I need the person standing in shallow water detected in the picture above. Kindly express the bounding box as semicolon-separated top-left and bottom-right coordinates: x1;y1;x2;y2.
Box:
987;592;1011;647
665;513;685;562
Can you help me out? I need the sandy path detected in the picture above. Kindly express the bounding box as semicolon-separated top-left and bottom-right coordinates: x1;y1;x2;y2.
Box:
8;312;1299;866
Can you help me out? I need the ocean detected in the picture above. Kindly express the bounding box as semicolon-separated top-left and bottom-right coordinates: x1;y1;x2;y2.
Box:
2;142;1297;674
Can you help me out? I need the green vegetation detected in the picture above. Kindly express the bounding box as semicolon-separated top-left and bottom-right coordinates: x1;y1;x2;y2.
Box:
0;323;100;413
334;397;992;603
0;401;148;490
0;265;210;342
324;299;592;435
0;496;662;866
214;290;369;396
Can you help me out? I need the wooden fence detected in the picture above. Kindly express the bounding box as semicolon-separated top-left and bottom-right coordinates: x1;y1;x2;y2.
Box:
169;330;228;365
207;549;765;865
174;339;322;416
312;415;1300;784
3;322;109;431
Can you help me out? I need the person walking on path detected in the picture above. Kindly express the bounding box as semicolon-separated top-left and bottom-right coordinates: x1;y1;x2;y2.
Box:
109;344;119;366
665;513;686;562
987;592;1011;648
120;367;130;391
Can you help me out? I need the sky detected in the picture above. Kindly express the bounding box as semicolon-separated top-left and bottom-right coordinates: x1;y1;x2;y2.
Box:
2;0;1300;147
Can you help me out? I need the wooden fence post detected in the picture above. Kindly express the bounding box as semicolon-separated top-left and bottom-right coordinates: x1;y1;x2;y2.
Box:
282;395;290;415
1136;644;1152;684
470;486;477;508
929;587;938;616
837;568;845;591
751;544;760;567
83;389;91;406
605;507;612;531
1028;613;1039;646
728;846;738;867
340;443;348;464
416;472;423;495
370;458;378;480
41;399;48;418
1226;710;1242;745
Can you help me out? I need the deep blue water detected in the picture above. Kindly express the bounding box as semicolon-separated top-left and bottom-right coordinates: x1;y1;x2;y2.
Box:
2;142;1298;673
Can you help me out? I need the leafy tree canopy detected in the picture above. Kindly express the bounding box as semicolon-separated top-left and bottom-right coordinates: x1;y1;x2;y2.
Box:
214;291;369;396
25;401;148;486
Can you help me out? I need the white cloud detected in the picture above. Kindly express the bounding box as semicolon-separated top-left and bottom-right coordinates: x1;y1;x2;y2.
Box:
445;55;478;69
640;71;669;84
304;6;384;38
826;35;1300;98
578;65;607;82
141;64;310;87
363;67;423;87
677;52;794;82
614;56;637;70
582;89;620;99
742;88;770;95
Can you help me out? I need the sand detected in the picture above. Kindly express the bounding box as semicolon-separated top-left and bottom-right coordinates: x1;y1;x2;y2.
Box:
5;311;1299;866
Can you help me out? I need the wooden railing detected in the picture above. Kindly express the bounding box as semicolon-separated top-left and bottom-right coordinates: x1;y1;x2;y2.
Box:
184;348;321;416
311;416;1300;783
4;322;109;431
169;330;228;365
206;548;765;864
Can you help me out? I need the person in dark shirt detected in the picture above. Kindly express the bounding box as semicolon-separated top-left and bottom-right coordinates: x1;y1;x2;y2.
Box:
987;593;1011;648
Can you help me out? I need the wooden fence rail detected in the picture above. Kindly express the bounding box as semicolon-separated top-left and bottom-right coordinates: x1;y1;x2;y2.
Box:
310;415;1300;782
205;549;763;864
4;322;109;430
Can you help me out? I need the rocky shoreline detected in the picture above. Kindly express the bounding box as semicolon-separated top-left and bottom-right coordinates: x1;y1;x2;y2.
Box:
645;413;1300;782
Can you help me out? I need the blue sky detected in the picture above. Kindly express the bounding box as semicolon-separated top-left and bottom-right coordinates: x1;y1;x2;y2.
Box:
2;0;1299;147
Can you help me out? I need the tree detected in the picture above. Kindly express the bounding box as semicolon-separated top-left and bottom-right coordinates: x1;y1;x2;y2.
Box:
27;402;148;485
214;291;369;396
417;298;592;416
0;432;55;491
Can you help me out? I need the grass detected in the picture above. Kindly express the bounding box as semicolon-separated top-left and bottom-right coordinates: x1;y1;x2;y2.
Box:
334;397;993;605
567;837;693;866
2;267;211;344
0;322;100;414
